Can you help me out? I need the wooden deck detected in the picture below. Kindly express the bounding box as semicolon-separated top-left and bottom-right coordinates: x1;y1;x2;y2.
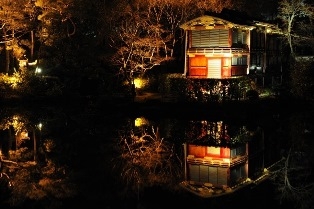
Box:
180;157;285;198
179;178;252;198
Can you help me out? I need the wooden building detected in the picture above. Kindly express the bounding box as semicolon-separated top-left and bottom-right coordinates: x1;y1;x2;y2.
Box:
180;9;282;81
184;143;249;188
180;120;266;197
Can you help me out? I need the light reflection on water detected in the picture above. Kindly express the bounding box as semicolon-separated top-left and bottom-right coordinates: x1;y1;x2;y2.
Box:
0;104;312;209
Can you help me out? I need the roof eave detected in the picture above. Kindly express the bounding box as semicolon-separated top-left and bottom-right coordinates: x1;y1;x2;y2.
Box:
180;15;255;31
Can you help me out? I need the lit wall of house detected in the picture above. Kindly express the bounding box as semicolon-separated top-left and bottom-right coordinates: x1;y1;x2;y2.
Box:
180;11;282;80
185;143;248;188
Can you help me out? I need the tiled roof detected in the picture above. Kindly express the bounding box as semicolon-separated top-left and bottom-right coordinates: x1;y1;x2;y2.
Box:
180;8;282;34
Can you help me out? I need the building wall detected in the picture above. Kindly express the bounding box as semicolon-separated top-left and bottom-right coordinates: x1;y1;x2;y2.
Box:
188;145;231;158
181;17;282;81
186;144;248;187
185;28;250;79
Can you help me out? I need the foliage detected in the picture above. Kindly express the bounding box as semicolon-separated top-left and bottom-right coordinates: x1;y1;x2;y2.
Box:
0;0;313;102
6;160;77;208
159;74;254;103
289;58;314;100
193;0;235;13
159;73;187;98
0;0;38;73
184;121;253;147
0;109;78;208
113;119;183;198
105;0;239;87
246;89;259;100
0;172;12;202
0;71;64;98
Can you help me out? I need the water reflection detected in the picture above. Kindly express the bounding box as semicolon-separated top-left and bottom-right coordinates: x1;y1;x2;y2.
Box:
0;107;77;208
112;117;183;200
181;120;268;197
0;105;313;209
112;117;284;202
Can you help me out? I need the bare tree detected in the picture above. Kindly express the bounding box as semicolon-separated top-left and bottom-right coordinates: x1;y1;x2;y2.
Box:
270;112;314;209
192;0;234;14
270;149;314;209
113;122;182;199
145;0;196;58
109;4;170;90
0;0;76;73
107;0;242;91
277;0;314;57
289;58;314;100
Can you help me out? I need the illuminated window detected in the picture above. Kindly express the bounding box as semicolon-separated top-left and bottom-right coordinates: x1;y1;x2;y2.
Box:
232;56;247;65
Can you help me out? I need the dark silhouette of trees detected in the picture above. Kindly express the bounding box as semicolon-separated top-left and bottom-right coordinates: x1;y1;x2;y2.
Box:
270;111;314;209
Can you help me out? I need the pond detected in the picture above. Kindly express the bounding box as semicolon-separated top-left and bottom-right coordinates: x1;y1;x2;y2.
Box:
0;98;313;209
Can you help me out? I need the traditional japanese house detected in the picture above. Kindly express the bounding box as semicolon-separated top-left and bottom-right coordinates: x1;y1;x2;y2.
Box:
180;9;282;84
180;120;267;197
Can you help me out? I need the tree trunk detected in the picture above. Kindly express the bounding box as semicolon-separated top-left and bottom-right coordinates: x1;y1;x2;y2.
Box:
288;15;295;57
31;30;34;61
4;42;10;75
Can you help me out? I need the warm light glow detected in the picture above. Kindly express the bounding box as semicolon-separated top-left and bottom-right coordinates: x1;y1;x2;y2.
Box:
223;53;232;57
204;53;231;57
19;59;28;67
223;59;230;66
0;73;23;89
133;78;144;89
35;67;42;74
8;76;19;88
12;115;20;131
28;59;37;66
38;123;43;130
223;158;230;163
134;117;148;127
20;131;29;139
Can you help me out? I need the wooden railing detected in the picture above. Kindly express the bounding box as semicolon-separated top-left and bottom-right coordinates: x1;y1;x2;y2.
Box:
187;155;248;167
187;47;249;54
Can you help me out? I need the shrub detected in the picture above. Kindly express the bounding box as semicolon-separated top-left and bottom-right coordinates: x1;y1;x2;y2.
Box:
246;89;259;100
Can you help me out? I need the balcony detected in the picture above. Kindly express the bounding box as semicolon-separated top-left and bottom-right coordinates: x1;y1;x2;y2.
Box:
187;155;248;167
187;47;250;56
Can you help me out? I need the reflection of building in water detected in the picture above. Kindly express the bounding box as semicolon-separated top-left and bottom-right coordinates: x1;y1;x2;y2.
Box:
181;120;265;197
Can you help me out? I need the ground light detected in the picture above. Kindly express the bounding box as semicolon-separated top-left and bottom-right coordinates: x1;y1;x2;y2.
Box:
37;123;42;131
134;117;148;127
35;67;42;75
133;78;146;89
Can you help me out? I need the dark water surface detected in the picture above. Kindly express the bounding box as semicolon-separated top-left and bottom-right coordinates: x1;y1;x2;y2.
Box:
0;98;313;209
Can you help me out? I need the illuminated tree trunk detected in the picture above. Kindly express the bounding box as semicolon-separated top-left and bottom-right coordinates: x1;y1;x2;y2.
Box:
31;30;34;61
3;28;10;74
278;0;314;59
287;14;295;57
